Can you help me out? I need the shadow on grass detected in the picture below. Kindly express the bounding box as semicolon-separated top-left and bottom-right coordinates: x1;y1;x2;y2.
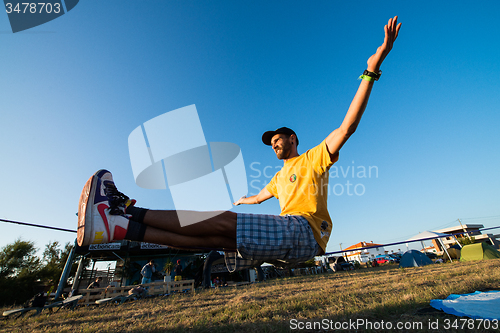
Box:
112;301;492;333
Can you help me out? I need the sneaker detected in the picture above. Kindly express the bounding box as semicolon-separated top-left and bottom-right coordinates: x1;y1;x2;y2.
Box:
77;170;131;247
103;177;134;215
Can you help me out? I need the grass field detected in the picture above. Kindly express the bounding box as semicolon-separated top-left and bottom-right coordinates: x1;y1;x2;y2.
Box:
2;260;500;332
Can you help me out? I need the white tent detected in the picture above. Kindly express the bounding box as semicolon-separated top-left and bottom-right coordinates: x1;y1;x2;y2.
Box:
406;231;455;262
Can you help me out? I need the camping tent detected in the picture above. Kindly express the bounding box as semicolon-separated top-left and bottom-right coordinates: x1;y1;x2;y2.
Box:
399;250;433;268
406;231;455;262
460;243;500;262
447;245;461;259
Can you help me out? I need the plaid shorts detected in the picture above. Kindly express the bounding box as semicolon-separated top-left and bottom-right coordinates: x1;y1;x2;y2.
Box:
224;214;319;271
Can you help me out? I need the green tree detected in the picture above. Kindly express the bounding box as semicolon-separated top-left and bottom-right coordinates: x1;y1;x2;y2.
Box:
0;239;42;305
39;241;78;295
0;239;83;305
40;241;62;280
0;239;41;279
456;236;475;246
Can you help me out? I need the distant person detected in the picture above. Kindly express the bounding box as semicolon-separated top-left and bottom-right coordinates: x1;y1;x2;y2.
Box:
87;277;102;289
174;259;183;281
23;292;47;309
77;17;402;268
141;260;156;284
128;285;147;298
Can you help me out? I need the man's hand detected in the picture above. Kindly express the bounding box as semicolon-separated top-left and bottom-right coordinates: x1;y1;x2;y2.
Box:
324;16;402;157
233;196;247;206
367;16;402;72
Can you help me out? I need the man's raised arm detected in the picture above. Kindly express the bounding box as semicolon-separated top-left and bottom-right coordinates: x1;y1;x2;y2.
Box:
233;187;273;206
325;16;402;156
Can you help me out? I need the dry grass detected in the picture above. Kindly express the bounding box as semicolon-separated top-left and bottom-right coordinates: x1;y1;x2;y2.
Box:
2;260;500;332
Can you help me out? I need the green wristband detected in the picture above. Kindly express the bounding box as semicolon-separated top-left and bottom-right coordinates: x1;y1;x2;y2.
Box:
359;74;375;82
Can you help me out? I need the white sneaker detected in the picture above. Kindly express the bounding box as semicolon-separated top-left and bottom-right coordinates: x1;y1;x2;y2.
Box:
77;170;131;246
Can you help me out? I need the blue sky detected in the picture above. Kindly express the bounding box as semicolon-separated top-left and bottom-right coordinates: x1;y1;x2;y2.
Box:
1;1;500;257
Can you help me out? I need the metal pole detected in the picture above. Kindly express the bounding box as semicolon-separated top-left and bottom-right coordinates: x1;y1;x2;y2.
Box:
340;243;347;261
54;239;77;300
439;239;453;262
72;256;85;293
458;218;472;241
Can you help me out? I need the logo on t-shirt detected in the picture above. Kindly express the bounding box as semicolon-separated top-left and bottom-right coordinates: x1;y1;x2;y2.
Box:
320;220;330;238
289;174;297;183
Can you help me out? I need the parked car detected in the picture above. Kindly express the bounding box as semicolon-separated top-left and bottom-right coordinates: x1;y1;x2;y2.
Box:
388;254;401;263
375;258;389;264
339;262;355;271
375;255;396;264
329;256;354;272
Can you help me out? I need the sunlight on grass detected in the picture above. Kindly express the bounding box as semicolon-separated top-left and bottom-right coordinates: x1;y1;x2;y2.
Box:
2;260;500;332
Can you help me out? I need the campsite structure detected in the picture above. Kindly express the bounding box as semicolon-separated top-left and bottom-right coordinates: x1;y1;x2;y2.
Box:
341;241;386;263
431;224;500;254
54;239;257;299
406;231;455;262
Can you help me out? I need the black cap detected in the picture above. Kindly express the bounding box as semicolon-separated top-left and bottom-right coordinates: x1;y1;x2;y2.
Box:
262;127;299;146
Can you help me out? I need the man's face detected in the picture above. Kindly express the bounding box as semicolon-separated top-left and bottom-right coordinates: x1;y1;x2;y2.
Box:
271;134;293;160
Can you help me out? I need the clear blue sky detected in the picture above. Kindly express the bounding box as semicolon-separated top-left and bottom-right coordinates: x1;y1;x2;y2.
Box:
1;1;500;256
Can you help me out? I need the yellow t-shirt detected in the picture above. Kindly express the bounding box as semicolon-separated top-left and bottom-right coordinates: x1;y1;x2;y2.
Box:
266;140;338;254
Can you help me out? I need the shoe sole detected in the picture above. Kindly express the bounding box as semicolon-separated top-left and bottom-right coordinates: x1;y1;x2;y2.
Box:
77;174;98;246
77;169;110;247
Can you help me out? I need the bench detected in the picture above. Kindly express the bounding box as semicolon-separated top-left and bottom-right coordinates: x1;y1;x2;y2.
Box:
78;280;195;305
2;295;83;319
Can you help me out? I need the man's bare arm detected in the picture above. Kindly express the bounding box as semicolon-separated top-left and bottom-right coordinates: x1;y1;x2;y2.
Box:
233;186;273;206
325;16;402;156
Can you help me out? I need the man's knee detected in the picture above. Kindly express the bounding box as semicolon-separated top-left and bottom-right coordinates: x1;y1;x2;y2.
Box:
209;211;237;235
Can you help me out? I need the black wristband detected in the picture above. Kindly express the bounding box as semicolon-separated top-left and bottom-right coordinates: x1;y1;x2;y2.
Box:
363;70;382;81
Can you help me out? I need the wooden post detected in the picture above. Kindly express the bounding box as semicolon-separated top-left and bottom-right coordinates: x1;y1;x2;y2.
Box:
458;218;472;241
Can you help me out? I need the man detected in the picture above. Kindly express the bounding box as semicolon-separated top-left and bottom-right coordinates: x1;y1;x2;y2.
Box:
77;17;401;265
87;277;102;289
140;260;156;284
174;259;183;281
128;285;147;298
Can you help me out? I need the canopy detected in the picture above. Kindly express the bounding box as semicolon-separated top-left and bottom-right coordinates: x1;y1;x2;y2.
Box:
406;231;449;241
407;231;454;261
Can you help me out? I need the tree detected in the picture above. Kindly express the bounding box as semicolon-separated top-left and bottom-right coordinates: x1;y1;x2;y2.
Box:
456;236;475;247
0;239;42;306
0;239;83;305
39;241;79;295
0;239;41;279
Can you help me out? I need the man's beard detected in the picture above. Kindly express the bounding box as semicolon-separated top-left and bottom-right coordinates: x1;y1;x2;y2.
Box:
275;140;292;160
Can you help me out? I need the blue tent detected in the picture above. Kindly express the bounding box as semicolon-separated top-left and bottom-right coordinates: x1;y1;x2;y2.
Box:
399;250;433;268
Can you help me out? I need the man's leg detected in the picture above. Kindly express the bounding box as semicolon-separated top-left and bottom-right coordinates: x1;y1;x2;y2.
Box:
139;210;237;250
77;169;238;250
